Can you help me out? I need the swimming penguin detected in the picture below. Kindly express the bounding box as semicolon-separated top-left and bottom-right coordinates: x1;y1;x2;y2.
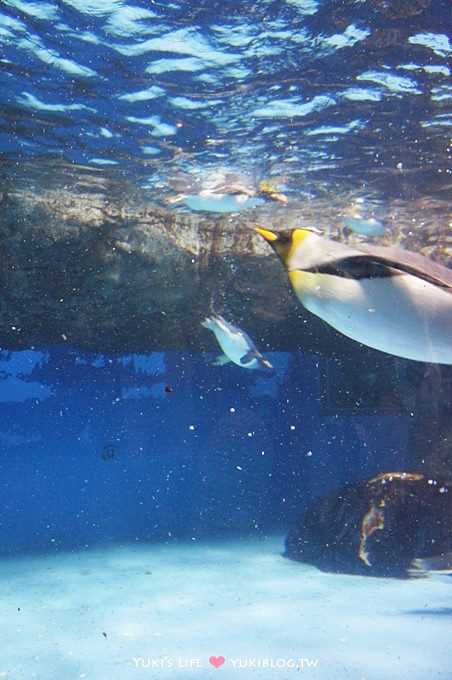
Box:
409;552;452;580
166;169;287;213
342;215;385;237
201;316;272;369
255;226;452;364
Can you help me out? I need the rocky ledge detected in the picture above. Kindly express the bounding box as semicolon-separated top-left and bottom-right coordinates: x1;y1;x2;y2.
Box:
0;189;355;356
1;187;451;357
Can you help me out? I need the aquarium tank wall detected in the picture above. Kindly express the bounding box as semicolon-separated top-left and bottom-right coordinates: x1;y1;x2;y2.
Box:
0;0;451;678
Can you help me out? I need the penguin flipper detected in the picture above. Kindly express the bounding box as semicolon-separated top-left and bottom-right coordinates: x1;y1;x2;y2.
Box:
240;350;258;365
210;354;232;366
241;350;273;369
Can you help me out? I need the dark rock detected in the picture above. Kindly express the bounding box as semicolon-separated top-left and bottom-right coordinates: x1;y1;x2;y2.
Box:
284;472;452;577
0;191;301;353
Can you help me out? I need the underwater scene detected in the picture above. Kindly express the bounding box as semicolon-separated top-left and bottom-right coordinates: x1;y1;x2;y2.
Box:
0;0;451;678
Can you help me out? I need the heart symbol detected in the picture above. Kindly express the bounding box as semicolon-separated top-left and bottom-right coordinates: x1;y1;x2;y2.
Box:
209;656;225;668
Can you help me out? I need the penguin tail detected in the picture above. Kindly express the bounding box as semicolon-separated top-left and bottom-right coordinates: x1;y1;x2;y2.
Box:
201;317;215;329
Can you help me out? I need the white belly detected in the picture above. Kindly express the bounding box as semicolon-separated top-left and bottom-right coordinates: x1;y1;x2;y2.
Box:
290;270;452;364
213;330;258;368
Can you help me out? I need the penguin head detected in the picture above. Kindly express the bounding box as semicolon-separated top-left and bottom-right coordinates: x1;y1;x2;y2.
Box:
255;226;320;265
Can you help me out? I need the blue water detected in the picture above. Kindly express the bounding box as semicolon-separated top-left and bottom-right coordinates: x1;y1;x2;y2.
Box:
0;2;451;679
0;346;410;553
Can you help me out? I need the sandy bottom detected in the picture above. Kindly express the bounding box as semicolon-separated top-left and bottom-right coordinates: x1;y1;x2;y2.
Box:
0;536;450;680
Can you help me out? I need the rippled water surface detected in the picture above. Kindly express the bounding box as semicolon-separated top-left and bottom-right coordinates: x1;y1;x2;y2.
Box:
0;0;451;214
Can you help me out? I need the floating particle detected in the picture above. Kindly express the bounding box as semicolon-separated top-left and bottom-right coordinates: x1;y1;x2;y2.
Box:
164;385;173;393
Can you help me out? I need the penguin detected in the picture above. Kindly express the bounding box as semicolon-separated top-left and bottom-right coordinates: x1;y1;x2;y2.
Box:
201;315;272;369
409;552;452;580
255;226;452;364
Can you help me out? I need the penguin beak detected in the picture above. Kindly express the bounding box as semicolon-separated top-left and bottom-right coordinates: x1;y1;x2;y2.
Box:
255;226;278;242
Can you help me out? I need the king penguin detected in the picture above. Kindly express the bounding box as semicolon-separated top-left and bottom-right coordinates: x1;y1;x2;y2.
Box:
256;226;452;364
201;315;272;369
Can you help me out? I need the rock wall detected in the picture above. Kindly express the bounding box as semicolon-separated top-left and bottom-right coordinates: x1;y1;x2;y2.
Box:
2;188;451;363
0;190;352;355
